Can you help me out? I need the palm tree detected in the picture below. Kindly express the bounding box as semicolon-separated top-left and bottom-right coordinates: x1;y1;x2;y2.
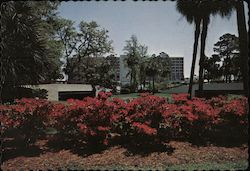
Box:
1;1;48;103
176;0;202;98
176;0;234;98
235;0;248;96
198;0;234;91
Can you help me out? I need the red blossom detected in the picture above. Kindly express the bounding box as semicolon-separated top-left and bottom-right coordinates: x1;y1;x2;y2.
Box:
132;122;157;136
97;126;111;131
172;93;189;104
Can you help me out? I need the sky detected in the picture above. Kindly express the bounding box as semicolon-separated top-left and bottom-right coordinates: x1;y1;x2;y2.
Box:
58;1;248;78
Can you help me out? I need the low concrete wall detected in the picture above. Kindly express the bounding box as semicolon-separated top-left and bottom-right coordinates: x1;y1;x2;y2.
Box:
29;84;93;101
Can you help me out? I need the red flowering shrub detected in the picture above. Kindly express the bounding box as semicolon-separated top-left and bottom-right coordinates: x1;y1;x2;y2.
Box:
219;97;248;125
0;98;52;144
0;105;20;132
0;93;248;147
55;92;122;145
172;93;189;104
208;95;228;108
119;93;168;145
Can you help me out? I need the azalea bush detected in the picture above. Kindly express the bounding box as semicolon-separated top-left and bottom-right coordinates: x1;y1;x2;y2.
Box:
0;98;52;144
0;93;248;147
213;96;248;141
168;94;248;142
119;93;167;146
54;92;120;146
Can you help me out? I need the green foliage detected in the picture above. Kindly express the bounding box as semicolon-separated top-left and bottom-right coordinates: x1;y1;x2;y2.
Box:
176;0;235;96
27;1;64;82
56;20;113;82
123;35;148;92
213;33;241;82
67;56;117;89
0;1;63;102
203;54;221;82
145;54;171;92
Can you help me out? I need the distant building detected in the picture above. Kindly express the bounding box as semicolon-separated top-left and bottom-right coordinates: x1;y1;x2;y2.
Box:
119;53;184;85
106;55;120;82
159;53;184;82
169;57;184;82
119;55;130;86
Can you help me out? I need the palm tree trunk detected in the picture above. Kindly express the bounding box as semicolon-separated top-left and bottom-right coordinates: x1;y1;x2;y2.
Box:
152;75;155;94
0;61;3;104
188;18;201;99
198;16;209;92
236;0;249;97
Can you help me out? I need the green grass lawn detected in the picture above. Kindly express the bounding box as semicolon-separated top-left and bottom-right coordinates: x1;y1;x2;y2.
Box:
111;92;172;100
111;91;244;101
63;160;248;170
165;161;248;170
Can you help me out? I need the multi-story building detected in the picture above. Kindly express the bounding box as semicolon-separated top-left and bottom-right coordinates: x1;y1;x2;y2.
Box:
159;52;184;82
119;53;184;85
169;57;184;81
119;55;130;86
106;55;120;82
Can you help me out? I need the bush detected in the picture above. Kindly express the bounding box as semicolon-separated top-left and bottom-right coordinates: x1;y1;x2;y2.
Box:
32;88;48;99
119;93;167;146
1;93;248;147
55;92;119;146
1;87;48;103
0;98;52;144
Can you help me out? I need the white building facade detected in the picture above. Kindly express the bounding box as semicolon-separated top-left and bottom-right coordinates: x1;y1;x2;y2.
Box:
119;55;130;86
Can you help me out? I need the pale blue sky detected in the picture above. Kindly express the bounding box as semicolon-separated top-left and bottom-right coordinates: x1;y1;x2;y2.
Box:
58;1;248;77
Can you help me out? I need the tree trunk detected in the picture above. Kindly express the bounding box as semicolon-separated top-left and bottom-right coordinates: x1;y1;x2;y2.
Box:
188;18;201;99
0;78;3;104
0;83;3;104
130;72;133;89
198;16;209;92
143;78;146;90
236;0;249;97
152;75;155;95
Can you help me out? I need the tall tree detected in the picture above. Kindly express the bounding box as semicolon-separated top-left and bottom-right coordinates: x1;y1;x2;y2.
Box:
145;54;170;94
53;17;78;80
213;33;240;83
138;45;148;90
176;0;234;98
235;0;249;96
123;35;141;92
59;21;113;84
29;1;64;82
0;2;56;102
198;0;234;91
176;0;202;98
203;54;221;82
